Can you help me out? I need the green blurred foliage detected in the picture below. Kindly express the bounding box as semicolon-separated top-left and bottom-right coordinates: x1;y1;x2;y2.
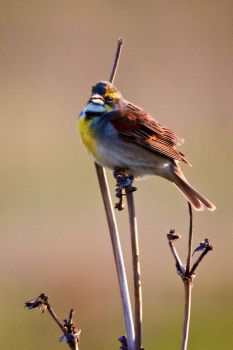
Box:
0;0;232;349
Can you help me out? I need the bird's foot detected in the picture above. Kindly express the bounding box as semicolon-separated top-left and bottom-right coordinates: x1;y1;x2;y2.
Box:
113;169;137;211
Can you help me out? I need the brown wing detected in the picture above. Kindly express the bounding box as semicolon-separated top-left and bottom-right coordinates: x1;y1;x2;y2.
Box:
107;104;191;164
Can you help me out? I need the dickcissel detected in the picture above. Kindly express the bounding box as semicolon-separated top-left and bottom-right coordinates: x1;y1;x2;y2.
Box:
77;81;216;211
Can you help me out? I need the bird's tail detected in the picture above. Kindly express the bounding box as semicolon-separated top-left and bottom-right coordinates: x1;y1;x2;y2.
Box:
172;167;216;211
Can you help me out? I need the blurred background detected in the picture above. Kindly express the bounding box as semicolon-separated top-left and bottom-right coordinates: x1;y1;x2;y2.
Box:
0;1;232;349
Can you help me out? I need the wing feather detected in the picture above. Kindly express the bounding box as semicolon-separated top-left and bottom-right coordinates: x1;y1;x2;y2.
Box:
107;105;190;165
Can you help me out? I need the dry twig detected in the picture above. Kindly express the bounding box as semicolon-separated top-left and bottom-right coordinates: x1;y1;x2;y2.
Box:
167;202;213;350
113;167;143;350
94;38;135;350
126;189;142;350
25;293;81;350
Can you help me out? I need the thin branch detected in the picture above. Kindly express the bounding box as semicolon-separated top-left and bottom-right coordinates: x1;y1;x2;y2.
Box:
167;230;184;276
167;227;191;350
190;244;213;275
109;38;123;83
93;38;135;350
63;309;81;350
186;202;193;274
126;190;142;350
95;164;135;350
181;202;193;350
47;303;65;332
181;280;192;350
112;167;142;349
167;202;213;350
182;240;213;350
67;309;74;325
25;294;81;350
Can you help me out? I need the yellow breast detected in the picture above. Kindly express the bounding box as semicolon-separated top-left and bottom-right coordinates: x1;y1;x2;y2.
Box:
77;117;97;157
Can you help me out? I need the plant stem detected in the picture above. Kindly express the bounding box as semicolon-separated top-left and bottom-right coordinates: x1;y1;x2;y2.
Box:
190;244;213;275
95;164;135;350
94;38;135;349
167;239;184;276
167;203;213;350
109;38;123;83
46;303;64;332
181;202;193;350
181;279;192;350
186;202;193;273
126;191;142;350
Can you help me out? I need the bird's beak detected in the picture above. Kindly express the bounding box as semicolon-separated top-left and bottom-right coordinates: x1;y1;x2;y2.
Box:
90;94;105;105
80;94;106;117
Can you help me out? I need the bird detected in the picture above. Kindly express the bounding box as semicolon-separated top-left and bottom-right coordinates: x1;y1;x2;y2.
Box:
77;81;216;211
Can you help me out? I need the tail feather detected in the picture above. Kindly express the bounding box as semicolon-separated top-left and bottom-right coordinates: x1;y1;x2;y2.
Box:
172;169;216;211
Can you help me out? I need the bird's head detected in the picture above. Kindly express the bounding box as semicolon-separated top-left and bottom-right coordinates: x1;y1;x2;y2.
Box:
79;81;123;120
89;81;123;110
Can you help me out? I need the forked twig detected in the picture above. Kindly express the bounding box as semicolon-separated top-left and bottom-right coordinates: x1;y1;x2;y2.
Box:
167;202;213;350
94;39;135;350
190;239;213;275
25;293;81;350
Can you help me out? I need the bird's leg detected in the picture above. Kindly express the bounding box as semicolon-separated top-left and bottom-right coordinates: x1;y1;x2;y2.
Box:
113;168;137;211
114;168;126;210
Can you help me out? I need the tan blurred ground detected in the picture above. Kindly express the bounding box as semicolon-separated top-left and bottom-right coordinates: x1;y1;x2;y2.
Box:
0;1;232;349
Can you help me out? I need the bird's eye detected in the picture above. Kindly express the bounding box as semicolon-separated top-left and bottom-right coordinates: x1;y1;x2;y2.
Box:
105;96;113;102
